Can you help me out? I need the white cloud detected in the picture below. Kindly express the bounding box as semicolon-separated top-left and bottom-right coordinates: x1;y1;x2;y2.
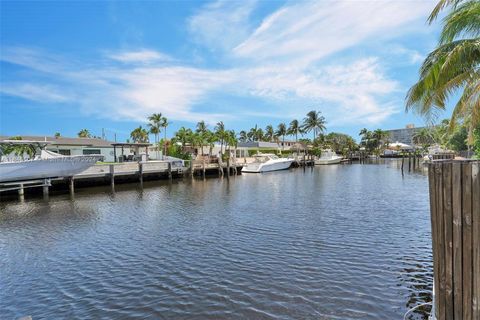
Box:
108;49;172;63
1;0;437;127
234;58;398;125
0;83;71;103
188;0;257;51
234;0;434;64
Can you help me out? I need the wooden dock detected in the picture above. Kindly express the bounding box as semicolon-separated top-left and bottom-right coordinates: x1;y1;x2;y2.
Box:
0;160;244;198
427;160;479;320
2;155;326;199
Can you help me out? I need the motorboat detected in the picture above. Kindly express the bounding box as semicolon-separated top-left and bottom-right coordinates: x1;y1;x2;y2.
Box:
241;154;293;173
314;149;343;165
0;140;101;183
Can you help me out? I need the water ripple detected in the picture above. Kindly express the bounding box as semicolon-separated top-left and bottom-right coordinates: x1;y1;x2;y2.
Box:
0;162;432;319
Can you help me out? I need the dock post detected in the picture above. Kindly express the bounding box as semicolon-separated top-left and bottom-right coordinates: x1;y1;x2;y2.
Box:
227;158;231;179
109;164;115;188
168;162;172;180
139;162;143;184
427;160;480;320
18;183;24;198
69;177;75;194
190;160;194;178
202;160;206;179
43;184;49;199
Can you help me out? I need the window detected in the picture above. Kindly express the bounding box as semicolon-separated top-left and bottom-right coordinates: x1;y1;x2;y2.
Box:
83;149;101;155
57;149;71;155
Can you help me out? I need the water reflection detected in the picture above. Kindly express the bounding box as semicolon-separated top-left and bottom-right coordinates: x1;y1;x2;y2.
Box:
0;162;432;320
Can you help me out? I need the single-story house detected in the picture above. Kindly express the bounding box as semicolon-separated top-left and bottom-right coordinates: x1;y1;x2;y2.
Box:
0;136;151;162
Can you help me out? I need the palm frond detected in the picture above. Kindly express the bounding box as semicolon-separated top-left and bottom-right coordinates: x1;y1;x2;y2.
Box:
428;0;464;24
440;0;480;43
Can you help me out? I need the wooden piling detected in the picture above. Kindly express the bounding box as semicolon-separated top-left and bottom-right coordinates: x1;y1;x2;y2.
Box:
202;160;206;179
428;160;480;320
109;164;115;187
168;162;172;180
18;183;24;197
69;177;75;194
43;184;49;198
227;158;230;179
138;162;143;184
472;162;480;319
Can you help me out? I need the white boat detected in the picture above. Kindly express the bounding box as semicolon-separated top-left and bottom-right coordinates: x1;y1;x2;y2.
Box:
314;149;343;165
0;147;101;183
241;154;293;173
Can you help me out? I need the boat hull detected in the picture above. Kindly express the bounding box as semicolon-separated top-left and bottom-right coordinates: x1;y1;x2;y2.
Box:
0;156;99;183
242;159;293;173
315;157;342;165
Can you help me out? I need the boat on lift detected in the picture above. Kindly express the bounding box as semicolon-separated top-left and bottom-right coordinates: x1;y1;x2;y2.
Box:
314;149;343;165
0;140;101;183
241;153;293;173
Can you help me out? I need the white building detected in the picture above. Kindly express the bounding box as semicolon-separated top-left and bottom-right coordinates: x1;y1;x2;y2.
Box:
0;136;151;162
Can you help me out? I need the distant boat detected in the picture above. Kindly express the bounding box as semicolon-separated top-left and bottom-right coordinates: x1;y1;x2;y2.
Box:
241;154;293;173
0;141;101;183
314;149;343;165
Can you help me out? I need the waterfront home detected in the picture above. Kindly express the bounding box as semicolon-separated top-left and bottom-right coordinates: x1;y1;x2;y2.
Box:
0;136;151;162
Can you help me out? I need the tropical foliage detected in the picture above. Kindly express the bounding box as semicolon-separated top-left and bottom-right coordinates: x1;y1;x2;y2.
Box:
148;113;162;148
130;126;149;143
359;128;390;155
78;129;91;138
0;136;37;159
323;132;358;156
406;0;480;142
473;125;480;157
302;110;326;141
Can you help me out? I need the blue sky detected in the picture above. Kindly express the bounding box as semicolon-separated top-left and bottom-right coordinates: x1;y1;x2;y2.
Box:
0;0;450;141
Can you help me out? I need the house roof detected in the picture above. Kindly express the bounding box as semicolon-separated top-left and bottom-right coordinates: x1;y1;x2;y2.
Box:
0;135;115;147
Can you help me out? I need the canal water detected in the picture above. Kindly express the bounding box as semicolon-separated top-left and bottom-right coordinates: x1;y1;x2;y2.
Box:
0;162;432;319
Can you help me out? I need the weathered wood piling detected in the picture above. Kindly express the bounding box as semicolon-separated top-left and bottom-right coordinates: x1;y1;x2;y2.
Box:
427;160;479;320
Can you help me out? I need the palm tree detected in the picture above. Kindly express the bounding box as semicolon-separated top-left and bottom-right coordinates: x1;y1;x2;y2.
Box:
174;127;192;150
130;126;149;143
78;129;91;138
406;0;480;142
264;125;275;142
160;116;169;157
248;125;261;142
196;120;208;134
372;129;390;156
215;121;226;155
225;130;237;157
288;119;302;142
195;121;208;155
359;128;376;154
256;128;264;142
276;123;287;150
148;113;162;158
413;127;436;151
205;130;217;157
302;110;326;142
238;130;248;142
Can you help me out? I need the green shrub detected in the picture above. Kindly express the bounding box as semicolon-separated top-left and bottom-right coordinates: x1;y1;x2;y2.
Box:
474;126;480;159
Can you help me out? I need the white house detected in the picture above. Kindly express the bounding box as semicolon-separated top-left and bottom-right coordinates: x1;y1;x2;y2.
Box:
0;136;151;162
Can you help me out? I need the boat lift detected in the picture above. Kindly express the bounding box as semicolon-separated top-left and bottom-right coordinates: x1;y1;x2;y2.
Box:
0;178;52;194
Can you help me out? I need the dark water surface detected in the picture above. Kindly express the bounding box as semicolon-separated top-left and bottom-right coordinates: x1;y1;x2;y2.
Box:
0;162;432;319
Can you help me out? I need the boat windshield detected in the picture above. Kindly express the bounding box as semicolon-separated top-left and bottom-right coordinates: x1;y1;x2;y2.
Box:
253;154;279;162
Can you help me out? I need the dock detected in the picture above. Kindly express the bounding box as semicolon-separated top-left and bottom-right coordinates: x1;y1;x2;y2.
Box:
2;155;326;199
0;159;244;198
